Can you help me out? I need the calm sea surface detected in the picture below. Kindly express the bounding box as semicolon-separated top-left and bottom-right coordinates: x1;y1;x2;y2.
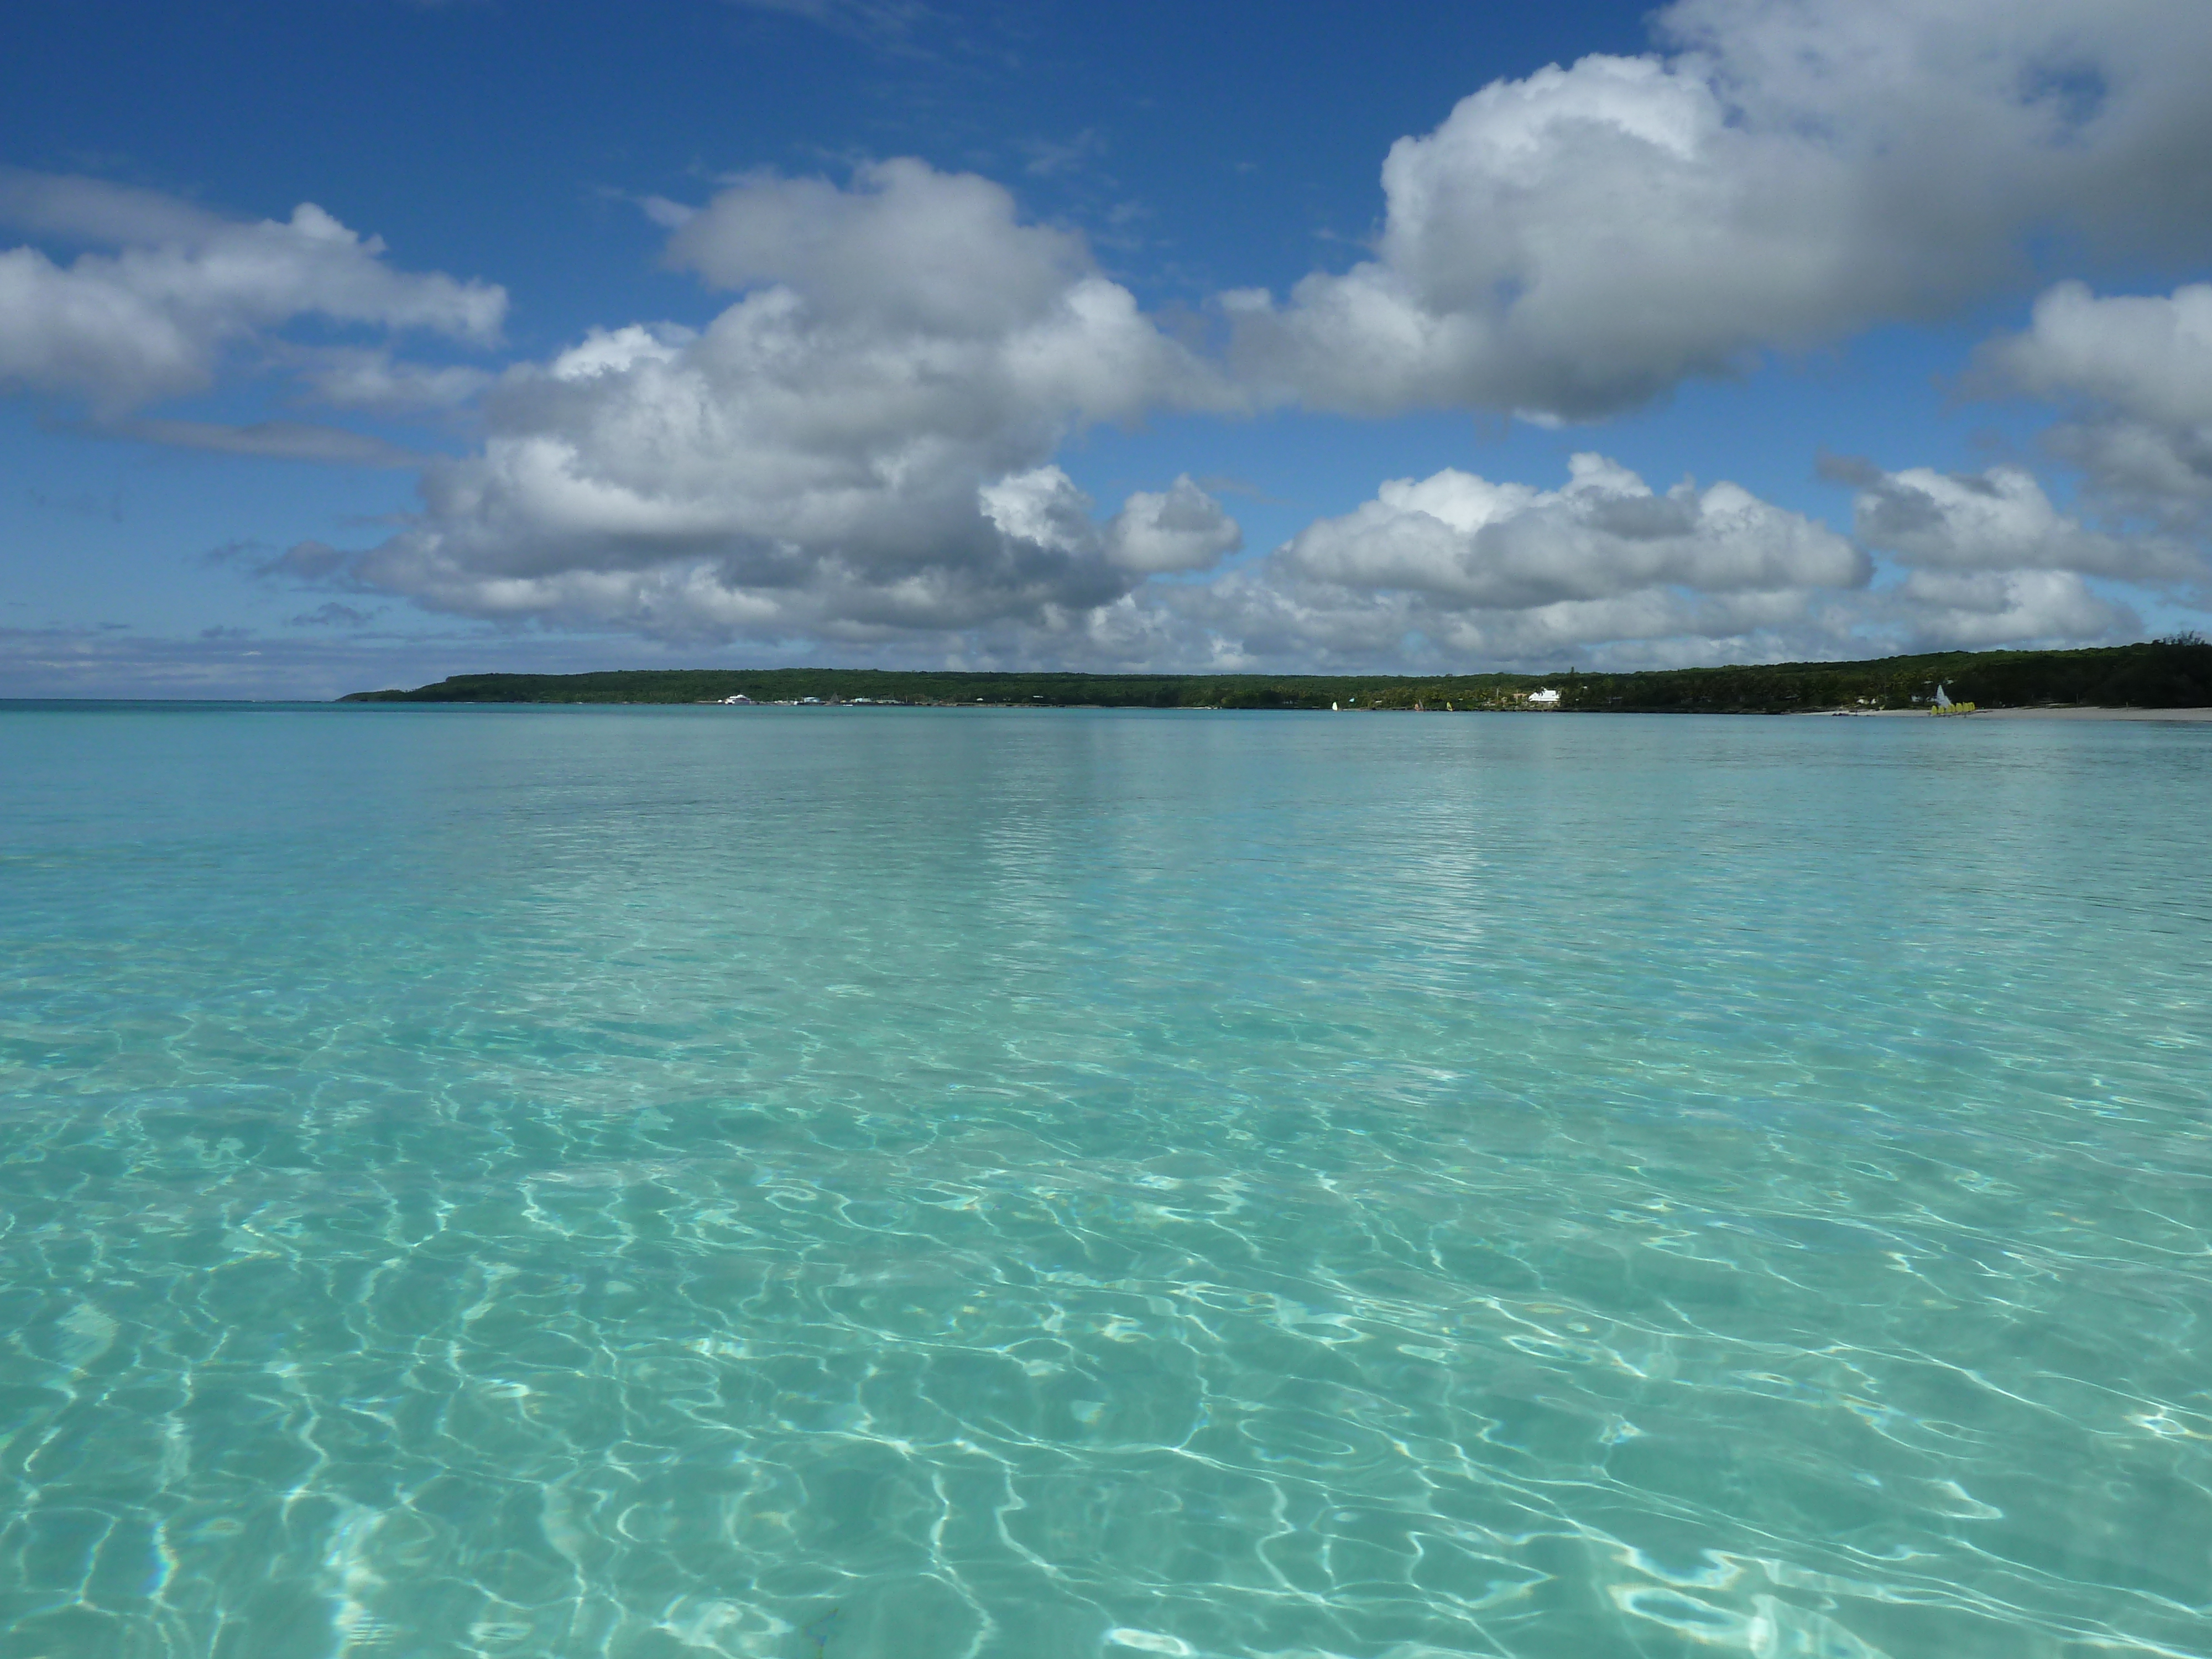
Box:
1;704;2208;1659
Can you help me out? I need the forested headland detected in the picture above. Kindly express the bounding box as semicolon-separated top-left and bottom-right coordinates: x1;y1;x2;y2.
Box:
340;636;2212;713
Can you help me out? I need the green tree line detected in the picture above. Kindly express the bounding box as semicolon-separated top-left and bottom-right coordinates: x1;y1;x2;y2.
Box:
340;636;2212;712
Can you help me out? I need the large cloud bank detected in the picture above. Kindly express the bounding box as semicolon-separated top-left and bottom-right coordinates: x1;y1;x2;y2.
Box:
9;0;2212;670
1157;454;2141;669
1228;0;2212;419
319;161;1239;643
1163;455;1872;668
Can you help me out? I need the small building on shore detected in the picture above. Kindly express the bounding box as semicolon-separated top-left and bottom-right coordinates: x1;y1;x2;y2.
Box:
1528;687;1562;707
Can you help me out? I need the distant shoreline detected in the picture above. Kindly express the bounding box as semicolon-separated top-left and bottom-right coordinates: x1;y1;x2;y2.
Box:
340;639;2212;714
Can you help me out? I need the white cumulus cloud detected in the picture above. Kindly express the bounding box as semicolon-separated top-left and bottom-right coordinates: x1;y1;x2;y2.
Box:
974;466;1241;576
1884;568;2138;650
0;171;504;415
1281;453;1866;607
1228;0;2212;420
1150;450;2154;669
1976;281;2212;528
332;161;1234;641
1836;457;2198;583
1104;477;1243;574
1149;455;1871;669
202;2;2212;665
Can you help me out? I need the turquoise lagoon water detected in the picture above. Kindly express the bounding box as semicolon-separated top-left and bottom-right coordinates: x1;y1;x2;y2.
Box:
1;703;2208;1659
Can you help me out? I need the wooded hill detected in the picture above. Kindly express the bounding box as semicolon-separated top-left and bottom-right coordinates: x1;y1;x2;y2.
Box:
341;637;2212;713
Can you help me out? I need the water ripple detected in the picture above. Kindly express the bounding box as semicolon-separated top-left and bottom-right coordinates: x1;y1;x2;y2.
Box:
1;706;2208;1657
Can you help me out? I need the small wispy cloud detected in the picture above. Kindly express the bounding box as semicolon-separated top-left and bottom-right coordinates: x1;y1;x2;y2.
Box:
199;539;272;568
28;484;126;521
1020;129;1106;179
290;348;493;415
289;602;377;629
726;0;937;53
637;195;696;230
98;419;422;468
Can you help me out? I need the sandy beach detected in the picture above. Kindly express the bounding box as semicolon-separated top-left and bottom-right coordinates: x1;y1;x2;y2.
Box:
1853;706;2212;721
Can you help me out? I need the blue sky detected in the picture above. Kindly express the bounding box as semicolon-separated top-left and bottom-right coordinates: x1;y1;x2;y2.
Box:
4;0;2210;696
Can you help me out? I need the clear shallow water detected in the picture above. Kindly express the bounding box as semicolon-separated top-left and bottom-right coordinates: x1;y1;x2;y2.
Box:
1;704;2208;1659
